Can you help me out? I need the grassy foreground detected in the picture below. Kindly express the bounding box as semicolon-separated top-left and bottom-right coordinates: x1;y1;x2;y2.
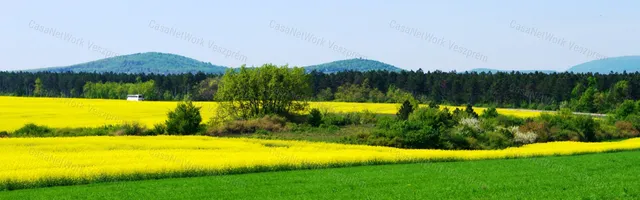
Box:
2;151;639;200
0;96;543;131
3;136;640;191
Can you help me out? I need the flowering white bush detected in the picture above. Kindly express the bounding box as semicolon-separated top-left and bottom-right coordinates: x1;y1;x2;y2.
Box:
459;118;481;131
511;126;537;144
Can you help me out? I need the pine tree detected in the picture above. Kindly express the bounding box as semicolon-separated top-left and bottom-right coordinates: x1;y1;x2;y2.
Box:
396;100;414;120
34;78;43;96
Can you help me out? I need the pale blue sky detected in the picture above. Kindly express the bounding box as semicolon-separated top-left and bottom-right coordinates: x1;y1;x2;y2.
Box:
1;0;638;71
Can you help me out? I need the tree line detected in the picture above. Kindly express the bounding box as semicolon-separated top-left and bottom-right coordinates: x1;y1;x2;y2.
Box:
1;70;639;112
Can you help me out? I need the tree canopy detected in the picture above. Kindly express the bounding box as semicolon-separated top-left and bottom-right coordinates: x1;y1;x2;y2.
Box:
215;64;311;119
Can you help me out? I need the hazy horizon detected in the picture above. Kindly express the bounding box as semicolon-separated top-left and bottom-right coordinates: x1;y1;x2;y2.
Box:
2;0;638;71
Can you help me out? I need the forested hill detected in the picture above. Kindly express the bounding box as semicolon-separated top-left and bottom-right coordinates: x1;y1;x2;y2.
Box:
304;58;404;73
567;56;640;74
469;55;640;74
27;52;229;74
25;53;404;74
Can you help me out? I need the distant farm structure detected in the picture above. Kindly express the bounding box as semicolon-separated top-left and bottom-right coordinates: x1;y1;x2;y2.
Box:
126;94;144;101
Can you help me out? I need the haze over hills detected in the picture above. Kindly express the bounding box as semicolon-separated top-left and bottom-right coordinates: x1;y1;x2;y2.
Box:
20;52;640;74
567;56;640;74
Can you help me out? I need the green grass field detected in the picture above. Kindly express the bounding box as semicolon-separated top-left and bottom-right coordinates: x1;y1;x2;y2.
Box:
2;151;639;200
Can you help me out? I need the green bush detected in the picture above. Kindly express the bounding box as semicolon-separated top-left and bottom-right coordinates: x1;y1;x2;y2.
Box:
307;108;323;127
152;123;167;135
481;107;499;118
625;114;640;131
496;115;525;127
166;100;202;135
119;122;148;136
465;104;479;118
12;123;53;137
0;131;9;138
615;100;637;119
10;124;129;137
321;111;376;126
481;131;513;149
572;115;599;142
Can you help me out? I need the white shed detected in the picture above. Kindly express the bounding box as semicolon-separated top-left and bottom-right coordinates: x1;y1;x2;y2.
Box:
126;94;144;101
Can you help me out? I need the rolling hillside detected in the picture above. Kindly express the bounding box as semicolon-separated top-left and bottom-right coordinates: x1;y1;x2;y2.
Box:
26;53;405;74
28;52;229;74
304;58;404;73
567;56;640;74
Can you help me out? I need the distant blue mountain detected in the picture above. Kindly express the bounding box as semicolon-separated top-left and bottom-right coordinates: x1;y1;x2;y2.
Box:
567;56;640;74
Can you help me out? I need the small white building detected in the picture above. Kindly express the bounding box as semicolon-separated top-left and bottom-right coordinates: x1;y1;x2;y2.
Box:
126;94;144;101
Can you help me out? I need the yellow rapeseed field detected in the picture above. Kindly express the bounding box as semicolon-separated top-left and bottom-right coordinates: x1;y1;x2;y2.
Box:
0;96;544;131
1;136;640;190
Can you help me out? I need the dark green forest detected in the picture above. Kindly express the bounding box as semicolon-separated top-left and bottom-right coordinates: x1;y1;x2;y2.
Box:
1;70;638;113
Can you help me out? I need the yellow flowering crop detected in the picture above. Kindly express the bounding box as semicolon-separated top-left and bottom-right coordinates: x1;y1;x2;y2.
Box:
1;136;640;190
0;97;544;131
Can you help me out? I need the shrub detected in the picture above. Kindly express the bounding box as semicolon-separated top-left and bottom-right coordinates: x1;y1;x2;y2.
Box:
465;104;479;118
481;107;499;118
452;108;463;117
166;100;202;135
307;108;323;127
496;115;525;127
0;131;8;138
152;123;167;135
455;118;482;138
399;124;440;149
396;100;414;120
615;100;637;119
208;115;287;136
372;120;441;149
120;122;147;136
357;110;377;124
408;108;456;131
322;113;353;126
482;131;513;149
520;121;550;142
321;111;376;126
625;114;640;131
12;123;53;137
615;121;639;138
428;101;439;109
511;126;537;144
573;115;598;142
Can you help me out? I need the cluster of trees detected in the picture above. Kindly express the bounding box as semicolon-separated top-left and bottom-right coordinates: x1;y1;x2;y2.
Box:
309;70;640;111
215;64;310;119
83;80;156;100
325;80;419;107
0;71;215;100
570;77;631;113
